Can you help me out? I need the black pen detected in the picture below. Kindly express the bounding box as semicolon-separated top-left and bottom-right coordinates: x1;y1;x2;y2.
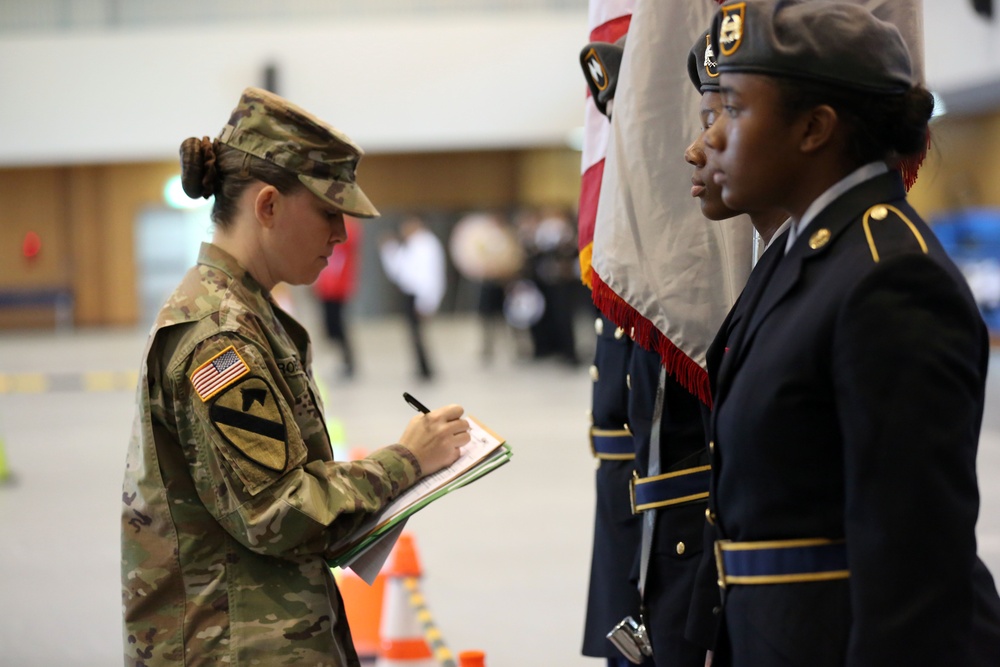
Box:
403;392;430;414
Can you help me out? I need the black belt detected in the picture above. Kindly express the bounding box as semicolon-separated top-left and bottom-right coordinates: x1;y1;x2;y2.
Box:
590;428;635;460
629;465;710;513
714;538;849;588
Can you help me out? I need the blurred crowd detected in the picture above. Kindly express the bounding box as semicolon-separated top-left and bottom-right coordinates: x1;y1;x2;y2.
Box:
310;206;590;381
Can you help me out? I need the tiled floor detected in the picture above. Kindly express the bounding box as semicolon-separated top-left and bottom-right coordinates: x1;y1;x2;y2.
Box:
1;294;999;666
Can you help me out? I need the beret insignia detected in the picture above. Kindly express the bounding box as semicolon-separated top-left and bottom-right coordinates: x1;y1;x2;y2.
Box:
704;34;720;79
583;47;610;92
720;2;746;56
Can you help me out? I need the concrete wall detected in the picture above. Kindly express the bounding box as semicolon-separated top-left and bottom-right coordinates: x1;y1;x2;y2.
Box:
1;4;999;167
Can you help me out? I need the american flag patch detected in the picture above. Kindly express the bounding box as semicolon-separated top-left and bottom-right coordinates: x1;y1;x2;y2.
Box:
190;345;250;402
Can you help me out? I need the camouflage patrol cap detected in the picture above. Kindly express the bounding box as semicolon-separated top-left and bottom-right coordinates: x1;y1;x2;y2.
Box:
711;0;912;94
217;87;379;218
687;30;720;94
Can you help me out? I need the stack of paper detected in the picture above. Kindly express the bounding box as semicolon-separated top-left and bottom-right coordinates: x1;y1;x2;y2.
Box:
328;415;511;579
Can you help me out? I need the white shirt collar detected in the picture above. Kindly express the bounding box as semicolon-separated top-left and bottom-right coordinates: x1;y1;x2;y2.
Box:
784;161;889;255
764;219;792;252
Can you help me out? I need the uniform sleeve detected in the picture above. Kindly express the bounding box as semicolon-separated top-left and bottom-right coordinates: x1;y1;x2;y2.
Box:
175;334;421;560
832;254;986;665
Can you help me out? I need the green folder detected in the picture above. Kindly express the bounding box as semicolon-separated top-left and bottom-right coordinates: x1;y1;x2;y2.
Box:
328;418;511;568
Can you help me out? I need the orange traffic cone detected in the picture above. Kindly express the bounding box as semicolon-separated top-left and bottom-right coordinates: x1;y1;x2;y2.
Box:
376;534;437;667
458;650;486;666
337;447;383;660
337;566;386;661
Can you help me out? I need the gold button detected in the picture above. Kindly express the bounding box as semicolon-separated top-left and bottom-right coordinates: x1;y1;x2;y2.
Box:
676;541;686;555
589;365;599;382
614;327;625;340
709;440;715;454
594;318;604;336
626;373;632;391
705;508;716;525
870;205;889;221
809;228;831;249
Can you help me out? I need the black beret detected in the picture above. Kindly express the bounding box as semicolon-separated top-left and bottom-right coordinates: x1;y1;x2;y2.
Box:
687;30;721;94
579;36;626;118
711;0;913;93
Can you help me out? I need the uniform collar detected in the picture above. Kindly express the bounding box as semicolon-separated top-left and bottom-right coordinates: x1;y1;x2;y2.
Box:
198;242;246;279
763;219;792;252
785;162;889;255
197;242;270;299
197;242;313;359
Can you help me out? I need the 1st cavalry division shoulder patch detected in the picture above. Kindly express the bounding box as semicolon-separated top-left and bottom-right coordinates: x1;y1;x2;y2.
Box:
190;345;250;402
209;376;288;471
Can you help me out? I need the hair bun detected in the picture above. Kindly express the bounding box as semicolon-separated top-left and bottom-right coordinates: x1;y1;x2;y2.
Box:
178;136;218;199
889;86;935;158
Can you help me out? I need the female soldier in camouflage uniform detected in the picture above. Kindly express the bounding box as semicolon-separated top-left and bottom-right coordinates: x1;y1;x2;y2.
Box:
121;87;471;666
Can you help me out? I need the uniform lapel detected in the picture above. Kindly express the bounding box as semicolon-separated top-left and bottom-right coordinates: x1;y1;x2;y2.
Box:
714;231;788;399
706;299;738;397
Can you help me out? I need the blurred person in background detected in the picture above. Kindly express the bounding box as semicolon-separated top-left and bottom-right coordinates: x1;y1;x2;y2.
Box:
520;206;584;366
379;215;446;381
312;215;362;379
448;210;525;365
121;87;470;667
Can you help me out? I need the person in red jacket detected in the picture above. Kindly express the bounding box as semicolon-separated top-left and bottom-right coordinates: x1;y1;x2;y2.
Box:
313;216;362;378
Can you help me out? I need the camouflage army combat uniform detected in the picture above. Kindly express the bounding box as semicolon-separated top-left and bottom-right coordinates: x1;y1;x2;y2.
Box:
121;243;419;666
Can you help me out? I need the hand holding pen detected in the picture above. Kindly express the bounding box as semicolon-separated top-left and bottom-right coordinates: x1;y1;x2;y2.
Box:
396;392;470;476
403;392;430;414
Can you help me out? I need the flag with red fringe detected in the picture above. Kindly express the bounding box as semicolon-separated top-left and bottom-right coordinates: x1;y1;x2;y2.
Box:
590;0;753;406
589;0;926;406
578;0;634;289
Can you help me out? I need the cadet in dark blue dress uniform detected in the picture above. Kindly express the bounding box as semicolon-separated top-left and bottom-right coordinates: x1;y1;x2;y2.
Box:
583;314;647;667
579;39;651;667
681;30;791;658
580;38;713;667
628;345;709;667
700;2;1000;665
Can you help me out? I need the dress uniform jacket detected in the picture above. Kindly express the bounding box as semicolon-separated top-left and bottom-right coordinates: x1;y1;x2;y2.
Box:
629;346;710;666
121;243;422;666
583;315;645;659
705;171;1000;666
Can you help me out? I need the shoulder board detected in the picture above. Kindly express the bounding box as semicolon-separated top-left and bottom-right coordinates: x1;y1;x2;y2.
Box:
862;204;929;263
